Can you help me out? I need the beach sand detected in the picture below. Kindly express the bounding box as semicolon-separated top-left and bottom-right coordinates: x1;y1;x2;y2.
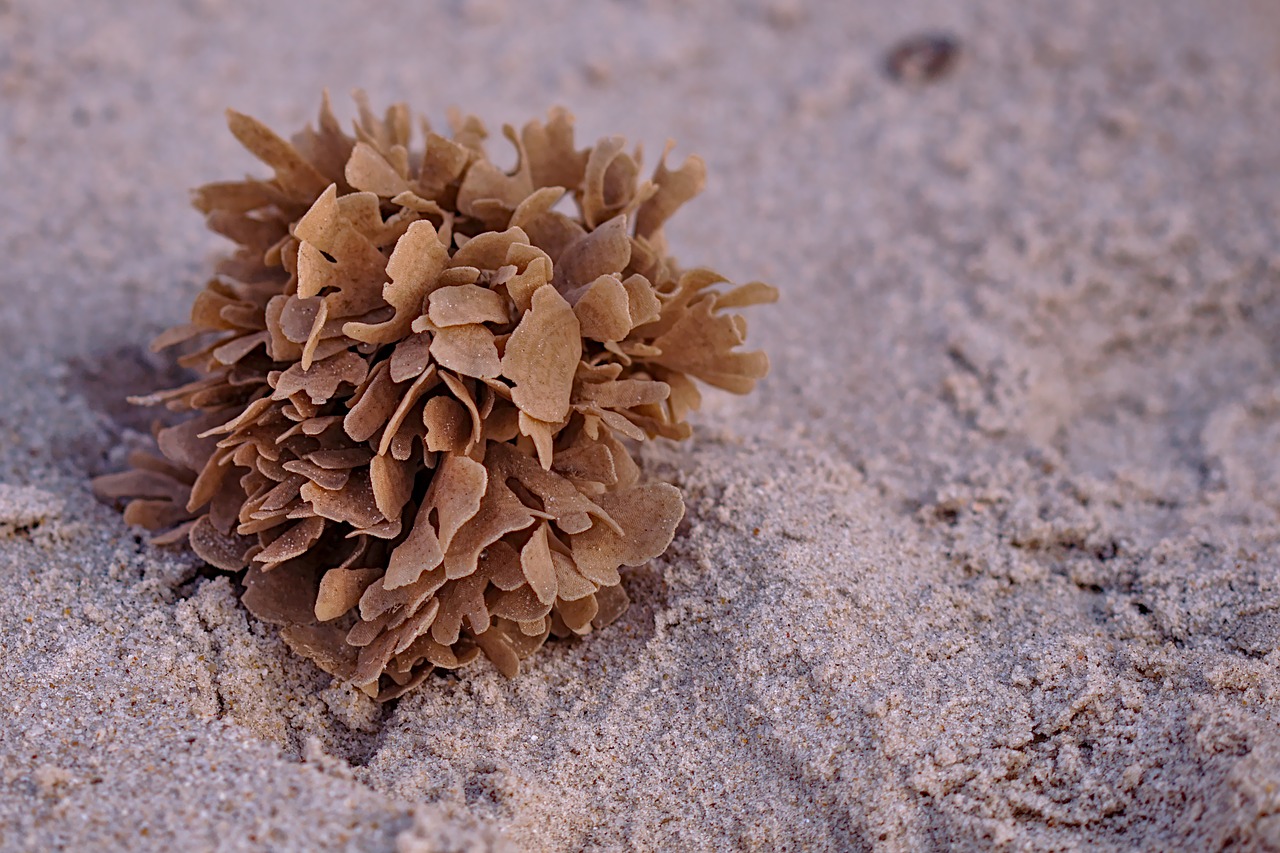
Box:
2;0;1280;849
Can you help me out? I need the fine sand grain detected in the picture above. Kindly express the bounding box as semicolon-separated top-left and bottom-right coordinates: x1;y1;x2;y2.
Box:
2;0;1280;850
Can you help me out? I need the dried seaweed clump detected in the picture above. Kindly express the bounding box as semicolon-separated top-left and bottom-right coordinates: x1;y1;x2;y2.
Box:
94;94;775;699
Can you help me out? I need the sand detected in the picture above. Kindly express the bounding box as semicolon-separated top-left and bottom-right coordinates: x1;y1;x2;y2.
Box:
2;0;1280;849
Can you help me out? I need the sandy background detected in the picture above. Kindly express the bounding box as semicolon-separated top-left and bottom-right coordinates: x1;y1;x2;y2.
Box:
3;0;1280;849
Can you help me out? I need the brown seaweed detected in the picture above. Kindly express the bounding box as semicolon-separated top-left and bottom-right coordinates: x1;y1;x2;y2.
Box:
94;93;776;699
